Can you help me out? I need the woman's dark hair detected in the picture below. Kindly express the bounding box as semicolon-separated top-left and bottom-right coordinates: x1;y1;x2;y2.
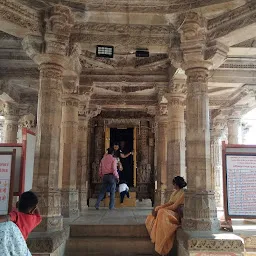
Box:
18;191;38;213
107;147;114;155
172;176;187;189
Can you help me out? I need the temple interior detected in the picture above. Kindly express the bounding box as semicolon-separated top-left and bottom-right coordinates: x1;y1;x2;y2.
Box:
0;0;256;255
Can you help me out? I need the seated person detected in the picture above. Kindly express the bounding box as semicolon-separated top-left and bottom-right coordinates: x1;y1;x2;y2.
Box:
0;191;42;240
145;176;187;256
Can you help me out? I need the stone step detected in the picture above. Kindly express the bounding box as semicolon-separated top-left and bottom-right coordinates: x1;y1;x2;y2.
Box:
65;237;156;256
104;197;136;207
70;224;149;238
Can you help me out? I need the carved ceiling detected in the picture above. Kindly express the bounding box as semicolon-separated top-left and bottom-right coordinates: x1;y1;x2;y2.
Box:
0;0;256;121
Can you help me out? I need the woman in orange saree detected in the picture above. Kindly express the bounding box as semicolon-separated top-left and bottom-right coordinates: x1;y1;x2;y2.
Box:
145;176;187;255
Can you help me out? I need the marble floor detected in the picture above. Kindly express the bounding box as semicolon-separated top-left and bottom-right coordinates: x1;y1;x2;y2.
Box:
69;207;256;239
71;208;152;225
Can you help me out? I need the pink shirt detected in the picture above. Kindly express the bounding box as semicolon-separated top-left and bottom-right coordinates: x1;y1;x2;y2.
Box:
99;154;119;179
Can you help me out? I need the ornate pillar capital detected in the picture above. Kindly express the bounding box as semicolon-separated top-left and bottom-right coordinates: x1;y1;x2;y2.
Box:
22;5;74;68
79;105;102;121
19;113;36;130
3;102;19;119
177;12;228;69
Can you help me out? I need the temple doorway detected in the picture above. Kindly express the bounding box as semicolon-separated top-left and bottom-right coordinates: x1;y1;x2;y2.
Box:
108;128;135;187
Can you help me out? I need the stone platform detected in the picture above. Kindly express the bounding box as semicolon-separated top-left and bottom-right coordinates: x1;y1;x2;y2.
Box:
28;209;256;256
65;208;156;256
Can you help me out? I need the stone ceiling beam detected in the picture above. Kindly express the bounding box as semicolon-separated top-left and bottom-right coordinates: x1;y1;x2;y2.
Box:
76;0;235;14
209;70;256;84
207;2;256;46
0;0;41;37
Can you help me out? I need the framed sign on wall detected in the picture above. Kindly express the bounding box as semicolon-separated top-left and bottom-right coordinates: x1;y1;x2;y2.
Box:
222;142;256;219
0;150;16;215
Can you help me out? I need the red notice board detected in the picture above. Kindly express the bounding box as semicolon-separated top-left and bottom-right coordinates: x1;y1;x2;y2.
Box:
222;142;256;219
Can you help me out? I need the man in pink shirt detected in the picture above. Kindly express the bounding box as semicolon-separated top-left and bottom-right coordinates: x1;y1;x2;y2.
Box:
95;148;119;210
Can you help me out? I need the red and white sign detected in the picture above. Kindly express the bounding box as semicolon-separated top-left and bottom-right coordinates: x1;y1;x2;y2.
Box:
0;154;14;215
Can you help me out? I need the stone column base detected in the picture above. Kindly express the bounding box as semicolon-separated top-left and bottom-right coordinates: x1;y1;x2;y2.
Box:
28;225;69;256
61;189;79;218
154;189;161;206
177;229;244;256
35;190;63;232
182;191;220;232
79;190;88;213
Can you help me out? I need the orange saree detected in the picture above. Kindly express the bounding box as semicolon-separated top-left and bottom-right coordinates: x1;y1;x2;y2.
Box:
145;189;185;255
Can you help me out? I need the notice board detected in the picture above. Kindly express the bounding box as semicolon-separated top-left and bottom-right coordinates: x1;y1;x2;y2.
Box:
0;151;16;215
0;144;22;195
223;142;256;219
22;128;36;192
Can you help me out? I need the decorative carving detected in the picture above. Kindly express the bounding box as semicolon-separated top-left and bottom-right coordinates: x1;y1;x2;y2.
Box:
19;113;36;129
137;164;151;183
182;191;220;231
79;0;230;14
0;0;40;33
3;102;19;117
207;2;256;41
188;238;244;252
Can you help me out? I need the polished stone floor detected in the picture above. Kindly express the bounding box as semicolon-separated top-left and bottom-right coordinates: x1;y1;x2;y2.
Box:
69;207;256;238
71;208;152;225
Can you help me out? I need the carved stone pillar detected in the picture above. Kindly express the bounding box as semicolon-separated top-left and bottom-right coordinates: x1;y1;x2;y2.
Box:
22;5;74;231
155;103;168;205
176;12;223;233
92;119;105;185
77;105;101;212
3;102;19;143
210;119;225;208
59;89;79;218
166;81;186;198
137;120;151;199
227;118;241;144
77;116;89;213
183;64;219;231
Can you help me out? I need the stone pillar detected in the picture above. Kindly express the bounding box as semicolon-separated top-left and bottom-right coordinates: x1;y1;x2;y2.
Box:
166;80;186;198
155;102;168;205
210;120;225;208
22;5;74;231
3;102;19;143
182;63;220;231
77;117;89;213
137;120;151;199
241;122;250;144
176;12;222;232
227;118;241;144
77;105;101;212
59;89;79;218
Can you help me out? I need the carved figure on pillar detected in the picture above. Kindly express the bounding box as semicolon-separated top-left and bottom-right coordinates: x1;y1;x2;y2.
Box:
22;5;74;232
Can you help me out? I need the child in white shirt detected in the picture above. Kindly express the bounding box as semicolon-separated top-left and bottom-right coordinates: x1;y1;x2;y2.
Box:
118;180;130;204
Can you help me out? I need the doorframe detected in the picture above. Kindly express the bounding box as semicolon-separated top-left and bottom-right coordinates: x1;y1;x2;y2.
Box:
104;126;137;187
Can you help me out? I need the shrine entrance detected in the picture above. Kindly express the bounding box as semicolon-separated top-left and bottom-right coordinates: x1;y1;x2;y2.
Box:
105;127;137;187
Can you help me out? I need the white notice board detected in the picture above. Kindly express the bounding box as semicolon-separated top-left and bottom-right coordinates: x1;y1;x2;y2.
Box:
0;145;22;195
0;151;15;215
225;154;256;218
22;129;36;192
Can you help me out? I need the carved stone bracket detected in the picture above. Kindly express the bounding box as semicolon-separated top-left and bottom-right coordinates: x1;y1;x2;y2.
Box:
19;113;36;129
